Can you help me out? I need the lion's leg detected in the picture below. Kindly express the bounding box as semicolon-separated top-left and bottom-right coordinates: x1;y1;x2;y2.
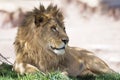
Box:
87;58;116;74
13;53;39;74
80;69;96;76
78;64;113;76
90;65;115;74
13;62;39;75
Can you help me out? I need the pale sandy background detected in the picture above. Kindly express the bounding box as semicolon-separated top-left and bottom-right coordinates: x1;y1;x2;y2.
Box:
0;0;120;73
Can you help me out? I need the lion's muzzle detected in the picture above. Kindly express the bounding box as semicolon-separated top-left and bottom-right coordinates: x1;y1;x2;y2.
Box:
48;38;68;55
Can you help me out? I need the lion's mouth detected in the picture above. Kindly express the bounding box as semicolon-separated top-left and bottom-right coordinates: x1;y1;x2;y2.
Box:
50;45;66;55
50;46;65;50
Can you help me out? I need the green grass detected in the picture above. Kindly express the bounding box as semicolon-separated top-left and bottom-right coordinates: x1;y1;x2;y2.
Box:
0;63;120;80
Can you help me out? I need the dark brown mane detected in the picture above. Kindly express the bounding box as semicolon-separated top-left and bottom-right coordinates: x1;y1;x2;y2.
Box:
21;4;63;27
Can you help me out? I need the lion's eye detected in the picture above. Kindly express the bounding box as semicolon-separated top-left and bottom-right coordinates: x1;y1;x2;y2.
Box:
63;27;65;30
51;26;57;32
63;27;66;32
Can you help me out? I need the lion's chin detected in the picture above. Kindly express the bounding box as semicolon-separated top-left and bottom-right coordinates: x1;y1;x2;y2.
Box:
53;49;65;55
49;43;66;55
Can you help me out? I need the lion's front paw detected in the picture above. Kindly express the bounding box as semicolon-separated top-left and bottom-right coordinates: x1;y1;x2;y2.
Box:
25;64;39;74
13;63;39;75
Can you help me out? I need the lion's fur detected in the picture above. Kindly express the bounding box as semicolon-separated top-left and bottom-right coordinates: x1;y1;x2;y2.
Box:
13;4;115;76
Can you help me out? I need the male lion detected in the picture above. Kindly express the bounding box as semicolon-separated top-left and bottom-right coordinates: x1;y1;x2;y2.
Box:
13;4;115;77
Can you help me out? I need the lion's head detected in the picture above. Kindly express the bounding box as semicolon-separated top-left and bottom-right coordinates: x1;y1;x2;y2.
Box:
20;4;69;55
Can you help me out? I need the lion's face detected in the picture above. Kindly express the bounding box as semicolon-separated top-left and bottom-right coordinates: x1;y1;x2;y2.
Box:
33;6;69;55
41;18;69;55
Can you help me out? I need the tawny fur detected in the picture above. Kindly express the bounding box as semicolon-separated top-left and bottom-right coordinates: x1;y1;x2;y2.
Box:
13;4;115;77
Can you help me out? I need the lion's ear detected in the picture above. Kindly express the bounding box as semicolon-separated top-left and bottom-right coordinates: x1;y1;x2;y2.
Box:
34;15;44;27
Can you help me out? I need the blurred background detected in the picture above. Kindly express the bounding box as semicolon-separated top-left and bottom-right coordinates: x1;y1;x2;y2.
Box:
0;0;120;73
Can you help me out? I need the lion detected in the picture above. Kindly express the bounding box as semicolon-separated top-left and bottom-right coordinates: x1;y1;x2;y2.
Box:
13;4;115;77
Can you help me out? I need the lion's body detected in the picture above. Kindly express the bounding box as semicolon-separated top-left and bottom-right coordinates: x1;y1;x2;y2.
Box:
13;4;115;76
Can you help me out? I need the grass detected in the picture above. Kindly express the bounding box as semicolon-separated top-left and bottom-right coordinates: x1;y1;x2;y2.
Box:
0;63;120;80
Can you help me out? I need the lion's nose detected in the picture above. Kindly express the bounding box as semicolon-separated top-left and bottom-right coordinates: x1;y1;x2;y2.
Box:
62;38;69;44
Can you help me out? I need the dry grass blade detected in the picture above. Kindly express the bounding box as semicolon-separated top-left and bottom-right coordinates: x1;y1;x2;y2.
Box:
0;53;13;65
